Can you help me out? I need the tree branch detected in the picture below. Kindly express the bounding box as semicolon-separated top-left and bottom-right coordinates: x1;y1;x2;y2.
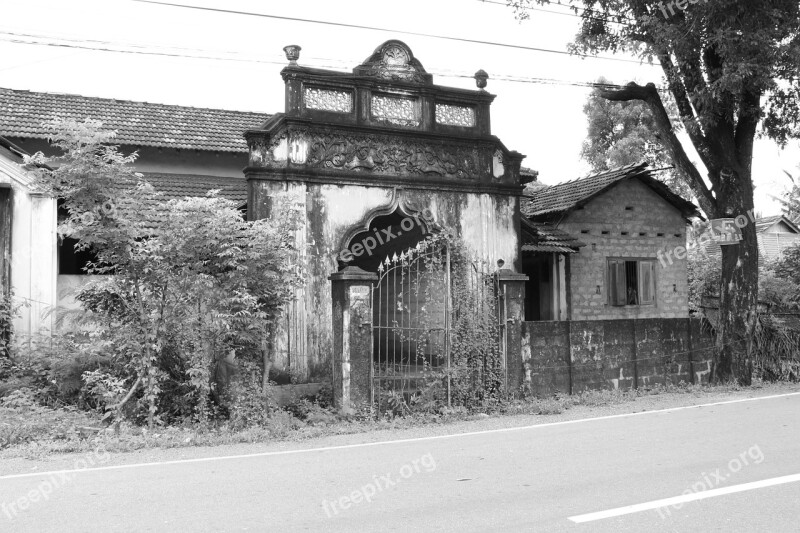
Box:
656;53;719;181
599;82;717;215
735;88;762;173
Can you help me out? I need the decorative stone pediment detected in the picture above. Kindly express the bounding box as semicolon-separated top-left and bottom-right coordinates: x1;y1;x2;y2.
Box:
352;40;432;84
247;40;526;191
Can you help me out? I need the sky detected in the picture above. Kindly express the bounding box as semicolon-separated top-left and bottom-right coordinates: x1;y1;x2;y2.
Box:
1;0;797;215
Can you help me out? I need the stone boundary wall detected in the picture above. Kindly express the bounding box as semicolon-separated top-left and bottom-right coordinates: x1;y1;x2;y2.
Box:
521;318;714;395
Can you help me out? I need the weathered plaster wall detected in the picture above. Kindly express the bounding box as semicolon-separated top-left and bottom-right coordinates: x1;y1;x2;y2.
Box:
0;147;58;339
253;180;520;378
560;179;689;320
521;318;713;396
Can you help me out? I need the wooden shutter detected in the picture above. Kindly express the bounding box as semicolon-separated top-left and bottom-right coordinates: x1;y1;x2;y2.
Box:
608;260;626;306
639;261;655;304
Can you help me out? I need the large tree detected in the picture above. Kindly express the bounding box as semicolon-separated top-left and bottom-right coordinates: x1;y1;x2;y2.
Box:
581;77;691;197
510;0;800;384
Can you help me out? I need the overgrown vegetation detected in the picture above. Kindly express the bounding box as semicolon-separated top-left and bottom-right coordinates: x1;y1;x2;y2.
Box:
0;118;309;438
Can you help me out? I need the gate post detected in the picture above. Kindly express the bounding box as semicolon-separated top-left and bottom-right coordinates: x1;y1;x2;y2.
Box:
497;268;528;395
329;266;377;412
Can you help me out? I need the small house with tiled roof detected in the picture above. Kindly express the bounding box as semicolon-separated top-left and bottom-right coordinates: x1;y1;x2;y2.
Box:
755;215;800;260
522;162;701;321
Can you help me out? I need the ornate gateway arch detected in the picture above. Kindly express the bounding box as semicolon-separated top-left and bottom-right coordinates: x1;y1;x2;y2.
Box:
245;40;529;391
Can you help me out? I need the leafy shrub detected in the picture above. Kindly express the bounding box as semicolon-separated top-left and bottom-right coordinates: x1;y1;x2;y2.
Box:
226;363;270;431
81;369;127;412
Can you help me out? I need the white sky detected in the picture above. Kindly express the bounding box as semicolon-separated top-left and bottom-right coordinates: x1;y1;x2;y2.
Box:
1;0;797;215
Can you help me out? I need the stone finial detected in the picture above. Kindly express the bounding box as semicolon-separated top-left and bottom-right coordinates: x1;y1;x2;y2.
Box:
283;45;301;65
474;69;489;90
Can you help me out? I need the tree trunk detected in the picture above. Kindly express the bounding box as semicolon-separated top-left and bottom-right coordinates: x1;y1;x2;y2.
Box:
712;178;758;385
597;82;760;385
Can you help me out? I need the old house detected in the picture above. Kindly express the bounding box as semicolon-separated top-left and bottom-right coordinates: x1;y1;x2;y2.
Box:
0;87;267;338
0;136;57;337
518;163;716;394
522;162;701;321
755;215;800;260
698;214;800;262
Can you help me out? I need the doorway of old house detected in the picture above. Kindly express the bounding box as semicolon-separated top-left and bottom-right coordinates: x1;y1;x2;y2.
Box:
523;254;567;321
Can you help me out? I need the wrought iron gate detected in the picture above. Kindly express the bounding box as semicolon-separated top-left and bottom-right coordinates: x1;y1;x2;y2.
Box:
371;238;505;415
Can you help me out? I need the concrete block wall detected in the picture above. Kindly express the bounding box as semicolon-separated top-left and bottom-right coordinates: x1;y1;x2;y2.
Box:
522;318;714;396
560;179;689;320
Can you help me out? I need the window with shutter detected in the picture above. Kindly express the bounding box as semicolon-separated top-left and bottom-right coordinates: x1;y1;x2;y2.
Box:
639;261;655;304
607;258;656;307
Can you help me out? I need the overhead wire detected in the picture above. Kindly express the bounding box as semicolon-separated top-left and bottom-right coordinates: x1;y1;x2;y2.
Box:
127;0;651;65
0;31;664;92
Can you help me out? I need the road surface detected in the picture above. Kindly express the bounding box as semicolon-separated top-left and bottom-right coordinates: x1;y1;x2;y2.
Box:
1;392;799;532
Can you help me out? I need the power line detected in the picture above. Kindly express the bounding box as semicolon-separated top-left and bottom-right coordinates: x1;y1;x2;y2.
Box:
0;31;656;92
127;0;651;65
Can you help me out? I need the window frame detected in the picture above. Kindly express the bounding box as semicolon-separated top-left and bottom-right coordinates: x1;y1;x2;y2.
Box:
607;258;657;307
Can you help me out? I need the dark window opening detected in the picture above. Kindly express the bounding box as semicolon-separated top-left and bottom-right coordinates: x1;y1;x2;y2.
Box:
608;259;655;307
59;237;98;275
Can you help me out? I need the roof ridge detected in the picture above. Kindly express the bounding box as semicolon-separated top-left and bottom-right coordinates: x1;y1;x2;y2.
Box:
0;86;269;116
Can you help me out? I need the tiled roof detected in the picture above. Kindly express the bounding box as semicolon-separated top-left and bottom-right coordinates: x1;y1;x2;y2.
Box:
522;162;700;221
521;219;585;254
755;215;800;234
143;173;247;206
0;87;270;153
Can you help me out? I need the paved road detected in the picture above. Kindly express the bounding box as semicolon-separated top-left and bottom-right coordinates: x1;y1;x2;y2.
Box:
2;393;799;532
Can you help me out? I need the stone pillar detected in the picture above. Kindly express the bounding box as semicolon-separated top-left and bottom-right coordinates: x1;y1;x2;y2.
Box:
329;267;377;412
497;268;528;394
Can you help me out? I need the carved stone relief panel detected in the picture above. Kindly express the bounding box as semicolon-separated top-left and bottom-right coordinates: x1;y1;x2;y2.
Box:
435;104;475;127
304;87;353;113
371;95;419;127
270;130;482;179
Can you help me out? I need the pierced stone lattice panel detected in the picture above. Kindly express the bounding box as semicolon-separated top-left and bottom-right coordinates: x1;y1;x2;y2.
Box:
371;95;419;127
435;104;475;127
304;87;353;113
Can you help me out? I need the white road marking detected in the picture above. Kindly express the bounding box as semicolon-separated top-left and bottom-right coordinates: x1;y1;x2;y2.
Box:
1;390;798;481
568;473;800;523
